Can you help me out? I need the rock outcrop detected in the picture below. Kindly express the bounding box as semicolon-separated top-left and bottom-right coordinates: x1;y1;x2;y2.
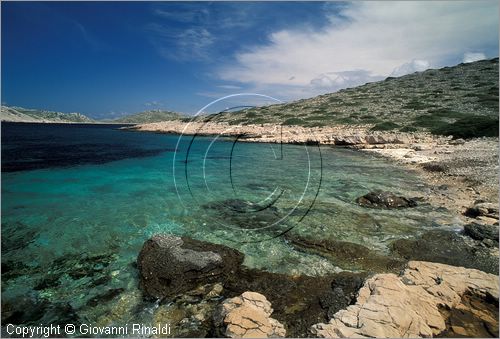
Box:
137;234;243;298
215;291;286;338
126;121;432;146
464;223;499;242
311;261;499;338
356;190;418;209
465;202;499;219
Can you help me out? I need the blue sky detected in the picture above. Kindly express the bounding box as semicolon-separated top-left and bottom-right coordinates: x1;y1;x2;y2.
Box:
2;1;498;118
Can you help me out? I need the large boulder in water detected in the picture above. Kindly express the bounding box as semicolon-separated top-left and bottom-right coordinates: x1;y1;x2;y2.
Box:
356;190;418;209
137;234;244;298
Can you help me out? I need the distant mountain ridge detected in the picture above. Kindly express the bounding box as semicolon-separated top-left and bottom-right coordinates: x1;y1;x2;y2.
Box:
1;106;95;123
1;106;187;124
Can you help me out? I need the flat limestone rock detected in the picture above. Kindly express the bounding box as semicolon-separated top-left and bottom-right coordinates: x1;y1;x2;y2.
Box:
215;291;286;338
311;261;499;338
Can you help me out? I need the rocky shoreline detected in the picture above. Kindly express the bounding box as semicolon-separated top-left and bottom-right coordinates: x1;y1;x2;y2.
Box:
136;234;499;338
125;120;499;337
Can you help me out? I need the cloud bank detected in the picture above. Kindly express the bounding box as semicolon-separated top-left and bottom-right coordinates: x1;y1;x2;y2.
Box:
216;1;498;100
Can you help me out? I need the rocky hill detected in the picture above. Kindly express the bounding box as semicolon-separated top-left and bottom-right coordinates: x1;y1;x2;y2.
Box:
104;110;186;124
205;58;499;139
1;106;95;123
0;106;187;124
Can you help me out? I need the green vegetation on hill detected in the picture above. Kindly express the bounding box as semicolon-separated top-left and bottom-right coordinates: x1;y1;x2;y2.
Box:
205;58;499;139
105;110;185;124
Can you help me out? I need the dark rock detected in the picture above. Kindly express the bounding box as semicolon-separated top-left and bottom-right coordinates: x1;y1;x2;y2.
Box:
137;234;244;298
34;274;61;290
390;230;499;275
464;202;499;219
356;190;418;209
202;199;281;230
86;288;125;307
223;267;366;338
138;234;366;337
463;223;499;242
285;233;405;273
319;273;365;319
437;292;499;338
422;161;449;172
1;295;79;326
482;239;498;248
1;222;38;253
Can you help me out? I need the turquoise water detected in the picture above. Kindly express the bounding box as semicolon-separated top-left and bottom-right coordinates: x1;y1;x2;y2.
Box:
1;123;460;330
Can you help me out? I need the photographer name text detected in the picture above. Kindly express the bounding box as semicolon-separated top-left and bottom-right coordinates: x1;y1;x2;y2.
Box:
6;323;171;337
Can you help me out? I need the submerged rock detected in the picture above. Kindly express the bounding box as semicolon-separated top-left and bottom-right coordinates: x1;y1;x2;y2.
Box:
284;233;405;273
464;223;499;243
390;229;499;275
214;291;286;338
356;190;418;209
137;234;367;337
311;261;499;338
137;234;244;298
202;199;281;230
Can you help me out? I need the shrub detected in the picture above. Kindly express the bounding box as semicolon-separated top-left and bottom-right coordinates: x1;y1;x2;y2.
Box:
426;108;464;119
403;99;428;110
370;121;400;131
430;115;499;139
282;118;305;126
359;115;380;123
412;114;446;128
399;126;418;132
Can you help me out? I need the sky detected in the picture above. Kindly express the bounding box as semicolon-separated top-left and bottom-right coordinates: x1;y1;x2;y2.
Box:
1;1;499;119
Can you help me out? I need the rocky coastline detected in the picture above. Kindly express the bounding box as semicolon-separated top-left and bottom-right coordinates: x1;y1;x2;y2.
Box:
126;120;499;337
136;234;499;338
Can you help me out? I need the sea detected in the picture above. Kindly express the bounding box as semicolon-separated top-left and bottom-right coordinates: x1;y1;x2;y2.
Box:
1;122;460;333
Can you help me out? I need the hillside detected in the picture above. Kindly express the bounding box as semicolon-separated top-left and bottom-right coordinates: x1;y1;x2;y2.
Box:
1;106;95;123
205;58;499;138
105;110;186;124
1;106;187;125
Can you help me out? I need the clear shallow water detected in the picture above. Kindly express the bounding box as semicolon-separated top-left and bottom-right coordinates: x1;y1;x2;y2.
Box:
1;123;461;330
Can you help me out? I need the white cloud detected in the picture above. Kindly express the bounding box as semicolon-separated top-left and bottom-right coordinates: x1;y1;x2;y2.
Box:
216;1;498;99
463;52;486;63
217;85;242;90
390;59;430;77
